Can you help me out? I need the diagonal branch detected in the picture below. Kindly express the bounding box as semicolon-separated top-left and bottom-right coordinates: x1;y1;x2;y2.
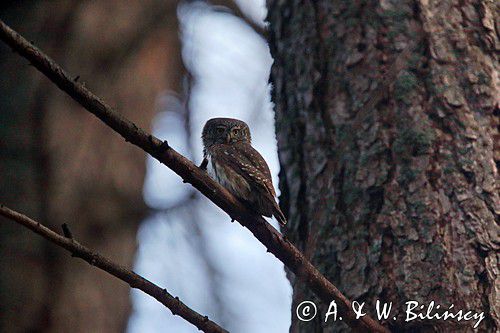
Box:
0;204;227;333
0;20;389;333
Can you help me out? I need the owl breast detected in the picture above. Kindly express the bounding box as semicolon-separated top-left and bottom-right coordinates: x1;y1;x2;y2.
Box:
206;153;251;199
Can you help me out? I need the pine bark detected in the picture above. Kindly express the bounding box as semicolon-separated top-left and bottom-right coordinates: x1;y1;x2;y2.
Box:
267;0;498;332
0;1;182;332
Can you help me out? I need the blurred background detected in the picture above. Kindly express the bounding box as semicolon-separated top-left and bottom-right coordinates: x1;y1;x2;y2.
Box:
0;1;291;332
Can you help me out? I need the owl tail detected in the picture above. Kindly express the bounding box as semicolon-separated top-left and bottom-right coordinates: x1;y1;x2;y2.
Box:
273;201;287;227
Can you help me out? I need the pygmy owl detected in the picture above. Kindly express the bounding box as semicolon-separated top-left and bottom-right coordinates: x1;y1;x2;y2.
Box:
201;118;286;226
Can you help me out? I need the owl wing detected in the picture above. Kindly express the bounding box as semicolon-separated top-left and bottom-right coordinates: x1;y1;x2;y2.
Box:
219;143;276;197
211;144;287;226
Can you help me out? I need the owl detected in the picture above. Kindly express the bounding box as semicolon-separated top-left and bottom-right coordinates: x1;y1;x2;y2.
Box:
201;118;286;226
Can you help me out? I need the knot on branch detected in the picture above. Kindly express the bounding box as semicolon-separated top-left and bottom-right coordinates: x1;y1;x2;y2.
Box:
61;223;73;239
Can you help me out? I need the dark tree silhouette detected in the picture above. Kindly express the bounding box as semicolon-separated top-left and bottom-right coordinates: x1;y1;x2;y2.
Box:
0;1;182;332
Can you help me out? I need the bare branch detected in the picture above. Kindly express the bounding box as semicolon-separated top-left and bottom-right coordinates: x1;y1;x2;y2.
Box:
0;20;389;333
0;204;227;333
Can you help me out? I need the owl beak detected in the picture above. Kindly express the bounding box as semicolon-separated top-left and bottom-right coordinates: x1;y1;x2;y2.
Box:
226;133;232;143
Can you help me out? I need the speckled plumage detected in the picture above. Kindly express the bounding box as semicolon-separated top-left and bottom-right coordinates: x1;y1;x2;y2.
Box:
202;118;286;226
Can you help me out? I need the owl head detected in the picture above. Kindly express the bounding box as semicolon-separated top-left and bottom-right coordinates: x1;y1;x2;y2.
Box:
202;118;251;148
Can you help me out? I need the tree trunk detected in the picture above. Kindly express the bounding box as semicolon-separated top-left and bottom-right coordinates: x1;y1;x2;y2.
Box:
267;0;498;332
0;1;182;332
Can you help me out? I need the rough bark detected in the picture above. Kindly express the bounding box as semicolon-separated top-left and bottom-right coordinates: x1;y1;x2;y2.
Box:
268;0;498;332
0;1;182;332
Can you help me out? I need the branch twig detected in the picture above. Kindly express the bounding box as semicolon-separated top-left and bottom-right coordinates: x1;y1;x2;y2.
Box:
0;204;227;333
0;19;389;333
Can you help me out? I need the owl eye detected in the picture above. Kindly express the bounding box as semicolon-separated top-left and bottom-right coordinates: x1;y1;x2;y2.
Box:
232;128;240;135
216;127;225;134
